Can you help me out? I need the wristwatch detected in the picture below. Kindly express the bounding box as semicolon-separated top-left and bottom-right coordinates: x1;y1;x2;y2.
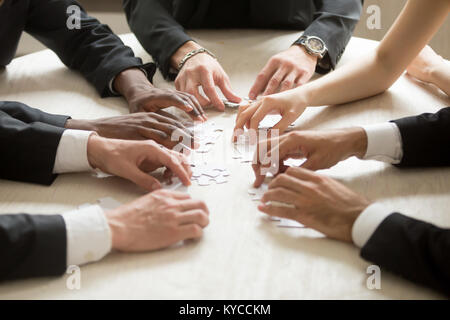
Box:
297;35;328;60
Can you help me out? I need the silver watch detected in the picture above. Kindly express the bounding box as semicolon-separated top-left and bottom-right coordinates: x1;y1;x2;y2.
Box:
298;36;328;60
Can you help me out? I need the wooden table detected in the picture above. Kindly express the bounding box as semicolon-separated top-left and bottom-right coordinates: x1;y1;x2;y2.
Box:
1;30;449;299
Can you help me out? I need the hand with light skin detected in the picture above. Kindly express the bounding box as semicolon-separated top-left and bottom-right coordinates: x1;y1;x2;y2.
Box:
406;45;450;96
65;110;198;150
249;45;318;100
235;1;450;138
233;90;308;139
171;41;241;111
113;68;207;122
252;128;367;187
105;190;209;252
258;167;371;243
87;134;192;191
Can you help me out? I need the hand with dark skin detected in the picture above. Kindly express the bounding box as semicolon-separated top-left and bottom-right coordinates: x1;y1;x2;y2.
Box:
259;167;371;242
65;110;198;150
113;68;207;121
252;128;368;187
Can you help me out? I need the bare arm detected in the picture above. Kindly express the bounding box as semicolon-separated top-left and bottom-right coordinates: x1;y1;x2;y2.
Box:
234;0;450;134
299;0;450;107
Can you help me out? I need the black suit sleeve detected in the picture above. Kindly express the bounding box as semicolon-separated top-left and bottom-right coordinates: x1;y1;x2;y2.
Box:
295;0;363;73
0;101;69;127
361;213;450;295
124;0;192;81
0;102;69;185
25;0;156;97
391;107;450;167
0;214;67;281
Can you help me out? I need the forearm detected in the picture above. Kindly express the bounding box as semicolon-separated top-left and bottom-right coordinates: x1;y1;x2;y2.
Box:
291;0;449;108
296;52;398;107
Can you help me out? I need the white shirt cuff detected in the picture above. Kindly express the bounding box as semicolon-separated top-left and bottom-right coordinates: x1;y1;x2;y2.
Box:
62;205;112;266
53;129;94;174
352;203;393;248
361;123;403;164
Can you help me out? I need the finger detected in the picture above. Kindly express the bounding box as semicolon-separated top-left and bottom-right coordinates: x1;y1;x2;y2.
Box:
218;77;241;103
249;62;277;100
151;111;194;136
153;189;191;200
268;172;314;194
295;71;313;87
261;187;301;206
270;114;297;134
176;209;210;227
165;95;195;113
178;224;204;240
252;163;265;188
248;101;275;132
179;92;207;121
279;72;297;93
258;202;298;221
128;167;161;191
200;72;224;110
284;166;322;183
301;155;320;171
186;84;210;107
137;127;169;142
157;149;191;186
170;150;192;177
263;68;286;96
233;101;261;138
147;123;192;146
176;199;209;214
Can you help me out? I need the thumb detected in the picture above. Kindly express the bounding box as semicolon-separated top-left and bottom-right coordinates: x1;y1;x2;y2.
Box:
301;155;318;171
128;167;161;191
219;79;241;103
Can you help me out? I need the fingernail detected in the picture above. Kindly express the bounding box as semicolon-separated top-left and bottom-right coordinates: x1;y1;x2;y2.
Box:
152;182;160;190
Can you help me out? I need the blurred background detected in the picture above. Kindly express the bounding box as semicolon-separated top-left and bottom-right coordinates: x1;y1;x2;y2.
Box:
16;0;450;58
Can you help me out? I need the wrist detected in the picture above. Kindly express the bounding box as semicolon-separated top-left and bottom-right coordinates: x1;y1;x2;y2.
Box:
87;133;109;170
65;118;97;132
113;68;154;102
342;127;368;159
291;44;318;64
171;41;203;70
104;208;129;251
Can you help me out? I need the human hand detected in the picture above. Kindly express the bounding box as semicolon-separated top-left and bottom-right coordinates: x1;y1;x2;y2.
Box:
233;90;308;139
259;167;371;243
105;190;209;252
87;135;192;191
66;111;197;149
172;41;241;111
248;45;317;100
252;128;368;187
113;68;206;122
406;45;446;83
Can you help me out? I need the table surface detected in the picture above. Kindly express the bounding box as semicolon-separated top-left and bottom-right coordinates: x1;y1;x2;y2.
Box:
0;30;449;300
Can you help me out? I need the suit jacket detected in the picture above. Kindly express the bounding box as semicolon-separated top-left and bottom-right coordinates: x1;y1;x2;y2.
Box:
123;0;363;80
0;101;70;185
0;102;73;281
361;107;450;295
0;0;156;97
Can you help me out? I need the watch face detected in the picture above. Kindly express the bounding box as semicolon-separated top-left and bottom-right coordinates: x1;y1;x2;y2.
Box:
307;38;324;52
